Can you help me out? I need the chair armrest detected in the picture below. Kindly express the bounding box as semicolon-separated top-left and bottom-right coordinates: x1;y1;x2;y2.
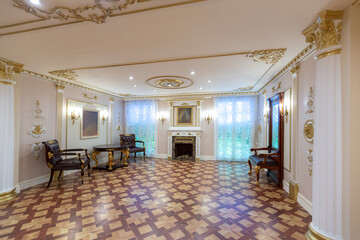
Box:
62;148;87;152
48;152;80;159
258;152;279;166
135;141;145;148
250;147;270;155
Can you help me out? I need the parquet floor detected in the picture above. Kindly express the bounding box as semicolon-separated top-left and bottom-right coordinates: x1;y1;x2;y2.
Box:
0;158;311;240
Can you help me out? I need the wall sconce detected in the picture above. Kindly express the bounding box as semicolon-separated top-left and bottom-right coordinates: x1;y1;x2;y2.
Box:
70;111;80;125
159;115;166;125
205;114;212;124
101;111;108;125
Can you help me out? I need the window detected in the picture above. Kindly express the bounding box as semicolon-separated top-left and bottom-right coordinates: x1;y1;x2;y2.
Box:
215;96;258;161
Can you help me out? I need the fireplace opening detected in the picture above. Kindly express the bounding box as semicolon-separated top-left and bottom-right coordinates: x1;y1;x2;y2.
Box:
175;143;193;160
172;136;196;161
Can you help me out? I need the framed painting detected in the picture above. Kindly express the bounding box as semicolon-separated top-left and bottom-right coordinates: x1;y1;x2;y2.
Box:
176;106;193;125
81;109;99;139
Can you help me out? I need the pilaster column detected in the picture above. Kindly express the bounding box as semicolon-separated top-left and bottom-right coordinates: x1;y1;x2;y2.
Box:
303;10;344;240
109;97;114;144
0;59;23;203
56;84;65;147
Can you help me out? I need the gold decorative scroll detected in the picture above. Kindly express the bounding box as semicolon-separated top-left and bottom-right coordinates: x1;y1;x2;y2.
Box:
303;120;314;144
12;0;149;24
0;59;23;81
272;82;281;93
83;93;98;101
302;10;344;51
234;86;254;92
247;49;286;64
49;70;78;81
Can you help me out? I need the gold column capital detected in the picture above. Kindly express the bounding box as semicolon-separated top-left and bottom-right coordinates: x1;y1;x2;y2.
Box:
56;84;65;91
0;58;24;82
302;10;344;52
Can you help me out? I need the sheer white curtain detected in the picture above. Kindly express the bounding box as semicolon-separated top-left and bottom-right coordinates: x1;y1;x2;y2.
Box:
215;96;258;161
124;100;156;157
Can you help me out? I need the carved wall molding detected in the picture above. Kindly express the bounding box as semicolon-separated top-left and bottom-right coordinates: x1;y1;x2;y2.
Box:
28;123;46;138
31;100;44;119
247;48;286;64
49;70;78;81
303;120;314;144
83;93;98;101
0;58;23;81
306;149;313;176
30;142;43;160
302;10;344;51
272;82;282;93
306;87;315;114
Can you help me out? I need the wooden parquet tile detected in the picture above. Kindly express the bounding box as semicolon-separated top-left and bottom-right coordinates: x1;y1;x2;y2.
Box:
0;159;311;240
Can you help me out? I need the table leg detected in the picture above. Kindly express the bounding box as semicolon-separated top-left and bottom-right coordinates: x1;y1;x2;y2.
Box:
92;151;100;168
108;151;114;170
121;148;129;166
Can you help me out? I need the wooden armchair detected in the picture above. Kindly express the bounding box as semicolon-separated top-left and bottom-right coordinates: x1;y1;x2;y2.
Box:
42;140;91;188
248;147;282;187
120;134;145;161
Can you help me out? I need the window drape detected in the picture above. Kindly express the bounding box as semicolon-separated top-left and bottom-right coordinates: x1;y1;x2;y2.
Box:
124;100;156;157
215;96;258;161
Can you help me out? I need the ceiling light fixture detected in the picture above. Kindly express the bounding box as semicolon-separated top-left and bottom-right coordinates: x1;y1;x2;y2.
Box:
208;80;212;83
30;0;41;5
129;76;133;80
154;90;157;92
199;87;202;90
134;84;137;87
190;71;195;75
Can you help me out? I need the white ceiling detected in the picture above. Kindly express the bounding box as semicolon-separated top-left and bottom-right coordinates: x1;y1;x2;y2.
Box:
0;0;353;97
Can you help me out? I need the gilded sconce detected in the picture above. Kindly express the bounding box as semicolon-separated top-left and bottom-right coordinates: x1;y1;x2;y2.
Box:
205;114;212;124
71;112;80;125
159;115;166;125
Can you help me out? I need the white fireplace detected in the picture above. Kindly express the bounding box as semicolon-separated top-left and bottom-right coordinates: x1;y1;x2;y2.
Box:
168;130;201;161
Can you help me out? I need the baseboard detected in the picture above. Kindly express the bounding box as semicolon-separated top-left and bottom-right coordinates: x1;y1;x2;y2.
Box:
283;180;289;193
297;193;312;215
154;154;168;159
201;155;216;160
19;156;109;191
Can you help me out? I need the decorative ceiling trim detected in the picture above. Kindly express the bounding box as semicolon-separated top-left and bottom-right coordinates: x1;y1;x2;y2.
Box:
123;91;258;100
12;0;150;24
146;76;193;89
20;69;126;98
49;70;78;81
0;58;24;81
258;44;315;93
0;0;206;36
247;48;286;64
353;0;360;6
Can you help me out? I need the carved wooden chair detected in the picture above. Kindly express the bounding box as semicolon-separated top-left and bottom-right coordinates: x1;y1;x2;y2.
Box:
120;134;145;161
42;140;91;188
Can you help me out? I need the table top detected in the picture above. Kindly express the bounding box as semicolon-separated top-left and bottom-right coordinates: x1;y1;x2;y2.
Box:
93;144;128;151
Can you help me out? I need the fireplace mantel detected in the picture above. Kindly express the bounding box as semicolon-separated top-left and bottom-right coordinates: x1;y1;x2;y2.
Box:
168;130;201;161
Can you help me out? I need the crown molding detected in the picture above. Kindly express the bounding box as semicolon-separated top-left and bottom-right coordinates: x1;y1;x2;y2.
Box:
353;0;360;6
21;69;125;99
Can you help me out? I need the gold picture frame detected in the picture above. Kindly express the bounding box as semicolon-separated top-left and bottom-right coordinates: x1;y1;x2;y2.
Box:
81;109;100;139
175;106;193;125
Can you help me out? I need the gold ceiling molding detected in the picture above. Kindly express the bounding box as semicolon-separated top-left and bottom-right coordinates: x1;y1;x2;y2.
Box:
247;48;287;64
21;69;125;98
123;91;257;100
146;76;193;89
259;44;315;93
234;86;254;92
0;58;24;81
302;10;344;51
1;0;206;36
49;70;78;81
12;0;151;24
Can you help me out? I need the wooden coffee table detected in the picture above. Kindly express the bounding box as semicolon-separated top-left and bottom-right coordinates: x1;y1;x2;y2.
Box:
92;144;130;171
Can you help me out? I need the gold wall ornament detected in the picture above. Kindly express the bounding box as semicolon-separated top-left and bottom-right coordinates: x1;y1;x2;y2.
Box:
247;48;287;64
306;87;315;114
306;149;313;176
146;76;193;89
30;142;43;160
272;82;282;93
49;70;78;81
302;10;344;51
0;58;23;81
12;0;144;24
31;100;44;119
56;84;65;91
83;93;98;101
28;123;46;138
303;120;314;144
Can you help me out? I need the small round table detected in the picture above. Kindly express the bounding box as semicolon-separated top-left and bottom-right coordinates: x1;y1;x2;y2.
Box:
92;144;130;171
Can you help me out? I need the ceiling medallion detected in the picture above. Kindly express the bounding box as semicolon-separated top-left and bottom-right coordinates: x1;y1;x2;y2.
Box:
12;0;145;24
146;76;193;89
49;70;78;81
247;48;287;64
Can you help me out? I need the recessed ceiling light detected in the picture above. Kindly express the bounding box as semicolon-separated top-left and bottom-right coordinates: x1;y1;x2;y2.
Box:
178;91;181;93
199;87;202;90
30;0;41;5
208;80;212;83
190;71;195;75
134;84;137;87
154;90;157;92
129;76;133;80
